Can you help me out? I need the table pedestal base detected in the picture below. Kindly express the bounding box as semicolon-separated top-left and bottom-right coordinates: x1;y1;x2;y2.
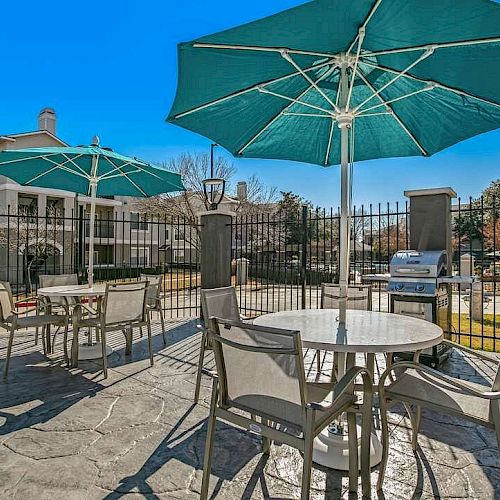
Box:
312;425;383;470
78;343;113;360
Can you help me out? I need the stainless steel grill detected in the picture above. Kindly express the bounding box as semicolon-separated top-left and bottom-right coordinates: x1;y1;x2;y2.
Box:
388;250;451;367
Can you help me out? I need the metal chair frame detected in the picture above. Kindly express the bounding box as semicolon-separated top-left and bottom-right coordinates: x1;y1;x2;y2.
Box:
201;318;373;500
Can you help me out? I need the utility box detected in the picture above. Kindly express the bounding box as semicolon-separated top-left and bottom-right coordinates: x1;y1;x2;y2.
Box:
236;258;249;285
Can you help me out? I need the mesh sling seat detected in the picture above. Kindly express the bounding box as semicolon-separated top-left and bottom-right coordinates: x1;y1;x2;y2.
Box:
0;281;69;378
140;274;166;345
71;281;151;378
317;284;373;379
38;273;79;352
201;318;373;500
377;340;500;491
194;286;245;403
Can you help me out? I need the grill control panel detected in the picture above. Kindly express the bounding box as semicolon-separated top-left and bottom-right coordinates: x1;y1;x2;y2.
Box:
387;280;436;296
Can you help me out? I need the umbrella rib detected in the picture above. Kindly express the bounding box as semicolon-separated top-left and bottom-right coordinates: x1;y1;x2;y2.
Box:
365;36;500;57
346;28;366;109
356;86;435;115
172;58;334;120
324;118;336;166
356;69;427;155
193;41;335;59
238;66;338;154
0;152;64;165
347;0;384;54
280;51;340;113
355;111;392;118
257;87;335;116
359;60;500;110
24;154;89;185
98;158;162;181
354;48;434;113
102;157;148;197
284;112;331;118
60;153;91;178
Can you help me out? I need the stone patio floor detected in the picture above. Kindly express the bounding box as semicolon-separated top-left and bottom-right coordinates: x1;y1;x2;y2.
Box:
0;316;498;499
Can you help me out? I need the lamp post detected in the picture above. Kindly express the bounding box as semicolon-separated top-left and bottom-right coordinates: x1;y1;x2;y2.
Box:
202;143;225;210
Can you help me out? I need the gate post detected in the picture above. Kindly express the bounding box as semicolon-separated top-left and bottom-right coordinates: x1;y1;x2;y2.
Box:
200;211;233;290
301;205;308;309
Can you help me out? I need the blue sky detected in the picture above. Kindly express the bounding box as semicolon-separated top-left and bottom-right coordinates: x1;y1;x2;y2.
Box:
1;0;498;208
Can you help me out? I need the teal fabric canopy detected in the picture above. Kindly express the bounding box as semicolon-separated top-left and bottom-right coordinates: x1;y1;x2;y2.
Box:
168;0;500;166
0;145;184;197
0;142;185;285
168;0;500;327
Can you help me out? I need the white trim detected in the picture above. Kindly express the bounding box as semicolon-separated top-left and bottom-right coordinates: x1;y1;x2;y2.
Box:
2;130;68;147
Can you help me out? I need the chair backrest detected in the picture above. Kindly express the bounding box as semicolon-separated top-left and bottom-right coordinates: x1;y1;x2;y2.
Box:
200;287;240;325
141;274;161;304
39;274;79;306
0;282;14;322
209;318;307;427
102;281;148;326
321;283;372;311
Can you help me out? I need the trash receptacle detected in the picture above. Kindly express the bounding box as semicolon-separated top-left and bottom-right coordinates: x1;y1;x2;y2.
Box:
471;281;482;322
236;258;249;285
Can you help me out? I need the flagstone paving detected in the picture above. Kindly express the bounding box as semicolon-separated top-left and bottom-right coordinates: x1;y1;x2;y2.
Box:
0;318;498;499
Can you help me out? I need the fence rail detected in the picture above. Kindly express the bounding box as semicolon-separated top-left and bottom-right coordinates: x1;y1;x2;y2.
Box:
1;209;201;318
231;197;499;352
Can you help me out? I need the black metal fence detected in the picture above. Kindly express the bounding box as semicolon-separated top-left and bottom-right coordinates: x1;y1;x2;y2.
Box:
231;197;499;352
1;209;201;318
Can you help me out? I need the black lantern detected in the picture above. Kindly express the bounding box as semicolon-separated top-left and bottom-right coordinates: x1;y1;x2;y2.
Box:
203;177;226;210
202;143;225;210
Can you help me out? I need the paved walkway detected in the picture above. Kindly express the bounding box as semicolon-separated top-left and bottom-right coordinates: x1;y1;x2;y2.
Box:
0;318;498;499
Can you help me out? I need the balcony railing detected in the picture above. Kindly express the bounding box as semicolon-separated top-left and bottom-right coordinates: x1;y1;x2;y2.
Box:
85;221;115;238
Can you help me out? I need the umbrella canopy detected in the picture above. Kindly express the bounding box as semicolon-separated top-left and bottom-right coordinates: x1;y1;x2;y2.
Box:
168;0;500;323
0;140;185;285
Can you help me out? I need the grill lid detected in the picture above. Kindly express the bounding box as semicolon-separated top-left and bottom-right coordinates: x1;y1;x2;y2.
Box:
389;250;448;278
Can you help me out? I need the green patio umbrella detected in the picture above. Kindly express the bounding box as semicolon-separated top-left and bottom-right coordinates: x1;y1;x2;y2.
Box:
0;137;185;286
167;0;500;324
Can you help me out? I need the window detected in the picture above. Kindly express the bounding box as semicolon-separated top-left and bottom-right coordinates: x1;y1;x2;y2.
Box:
18;195;38;222
130;247;149;267
173;250;185;263
165;229;170;241
130;212;148;231
46;197;64;225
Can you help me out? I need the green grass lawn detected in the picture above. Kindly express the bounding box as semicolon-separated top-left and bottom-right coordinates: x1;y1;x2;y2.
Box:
451;312;500;352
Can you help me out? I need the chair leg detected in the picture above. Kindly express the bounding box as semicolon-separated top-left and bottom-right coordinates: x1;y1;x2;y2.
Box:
159;306;166;346
3;327;15;379
200;378;218;500
411;405;422;451
71;325;80;368
41;325;47;356
360;389;373;499
35;326;39;346
100;328;108;379
194;331;208;404
347;411;359;493
146;319;154;366
301;409;314;500
261;418;271;455
62;320;69;365
139;326;144;338
377;397;390;492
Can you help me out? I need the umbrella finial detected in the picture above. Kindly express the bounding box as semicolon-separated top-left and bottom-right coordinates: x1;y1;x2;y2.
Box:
91;135;100;146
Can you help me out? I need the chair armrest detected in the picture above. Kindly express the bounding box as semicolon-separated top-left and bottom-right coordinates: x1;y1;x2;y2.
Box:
240;314;258;321
73;302;99;316
443;339;499;364
380;361;500;400
307;366;373;411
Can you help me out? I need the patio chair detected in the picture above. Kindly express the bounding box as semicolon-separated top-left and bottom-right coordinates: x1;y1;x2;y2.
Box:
194;286;244;403
317;284;373;379
0;281;69;378
377;340;500;491
140;274;166;345
201;318;373;500
38;273;79;351
72;281;151;378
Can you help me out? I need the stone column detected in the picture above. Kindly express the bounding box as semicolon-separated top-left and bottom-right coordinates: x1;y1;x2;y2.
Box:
404;187;457;273
200;211;233;290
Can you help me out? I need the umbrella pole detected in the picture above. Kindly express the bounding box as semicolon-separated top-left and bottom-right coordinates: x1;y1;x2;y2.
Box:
338;60;352;325
88;155;99;288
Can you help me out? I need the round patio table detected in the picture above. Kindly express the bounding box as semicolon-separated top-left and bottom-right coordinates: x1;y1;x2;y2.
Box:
37;284;112;362
254;309;443;470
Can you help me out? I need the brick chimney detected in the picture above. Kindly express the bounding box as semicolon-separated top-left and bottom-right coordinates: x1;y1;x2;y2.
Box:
237;181;247;201
38;108;56;135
